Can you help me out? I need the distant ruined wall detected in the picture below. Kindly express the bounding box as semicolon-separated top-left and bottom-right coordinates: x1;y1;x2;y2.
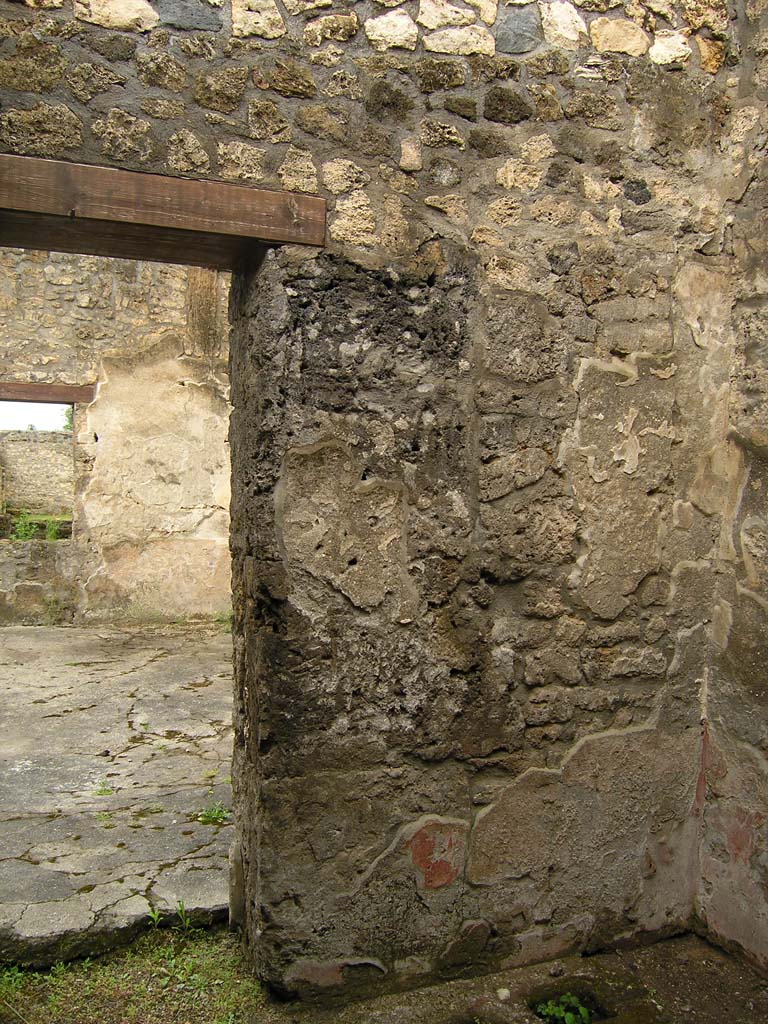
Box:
0;430;74;514
0;249;231;620
1;0;767;1000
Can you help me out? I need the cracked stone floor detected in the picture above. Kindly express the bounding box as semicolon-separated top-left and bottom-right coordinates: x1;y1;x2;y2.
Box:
0;624;233;966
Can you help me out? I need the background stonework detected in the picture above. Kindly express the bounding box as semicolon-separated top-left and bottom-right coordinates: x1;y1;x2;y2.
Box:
0;249;232;620
0;0;767;1001
0;429;74;514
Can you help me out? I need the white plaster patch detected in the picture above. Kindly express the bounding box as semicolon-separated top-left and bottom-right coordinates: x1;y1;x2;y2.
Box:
423;24;496;52
648;30;691;64
417;0;476;29
365;9;419;50
74;0;159;31
231;0;286;38
539;0;587;49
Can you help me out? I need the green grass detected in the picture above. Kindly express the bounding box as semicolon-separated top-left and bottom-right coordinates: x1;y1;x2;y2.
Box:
214;609;233;633
0;928;263;1024
197;801;231;826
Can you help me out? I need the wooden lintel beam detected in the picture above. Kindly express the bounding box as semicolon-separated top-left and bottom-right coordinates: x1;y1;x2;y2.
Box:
0;154;326;258
0;382;97;404
0;210;267;271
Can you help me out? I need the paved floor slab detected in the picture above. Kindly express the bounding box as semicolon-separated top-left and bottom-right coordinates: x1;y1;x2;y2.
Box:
0;624;233;965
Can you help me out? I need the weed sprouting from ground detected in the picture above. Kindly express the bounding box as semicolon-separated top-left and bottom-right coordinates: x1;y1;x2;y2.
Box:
0;928;262;1024
535;992;591;1023
214;610;233;633
197;801;231;826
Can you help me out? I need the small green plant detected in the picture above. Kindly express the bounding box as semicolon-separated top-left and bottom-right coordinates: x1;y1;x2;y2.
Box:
148;906;163;929
175;900;193;933
10;509;38;540
96;810;115;828
535;992;591;1024
197;801;231;826
93;778;115;796
0;964;27;998
44;517;60;541
214;609;233;633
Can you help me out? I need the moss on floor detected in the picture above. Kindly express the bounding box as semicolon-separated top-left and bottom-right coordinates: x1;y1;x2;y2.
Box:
0;927;262;1024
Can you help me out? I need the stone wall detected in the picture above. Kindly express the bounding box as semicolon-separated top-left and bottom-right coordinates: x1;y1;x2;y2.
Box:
696;143;768;966
0;430;74;514
0;249;232;620
1;0;767;1001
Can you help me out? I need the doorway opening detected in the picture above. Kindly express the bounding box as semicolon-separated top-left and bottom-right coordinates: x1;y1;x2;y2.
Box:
0;154;325;964
0;400;74;542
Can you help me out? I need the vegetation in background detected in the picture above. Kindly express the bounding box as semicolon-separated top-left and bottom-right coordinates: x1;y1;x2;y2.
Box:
63;406;74;431
0;927;262;1024
9;509;38;540
4;510;71;541
214;609;233;633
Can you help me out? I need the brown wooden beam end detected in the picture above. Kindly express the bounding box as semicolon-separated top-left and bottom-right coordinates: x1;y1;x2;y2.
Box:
0;154;326;250
0;381;97;405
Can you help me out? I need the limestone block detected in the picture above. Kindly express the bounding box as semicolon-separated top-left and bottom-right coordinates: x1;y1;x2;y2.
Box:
248;99;292;142
0;40;66;93
539;0;588;49
296;104;348;141
680;0;728;35
486;195;522;224
278;147;319;193
399;137;423;171
217;141;265;180
193;67;248;112
420;119;466;148
137;51;188;91
696;35;725;71
268;59;317;97
93;108;157;162
590;16;649;54
283;0;330;11
484;85;534;124
497;154;547;189
423;24;496;53
167;128;210;172
417;0;476;30
424;193;469;222
321;159;371;194
648;29;691;63
365;10;419;50
74;0;159;31
466;0;498;22
329;190;377;245
231;0;286;38
304;12;358;46
67;63;125;103
140;97;185;119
